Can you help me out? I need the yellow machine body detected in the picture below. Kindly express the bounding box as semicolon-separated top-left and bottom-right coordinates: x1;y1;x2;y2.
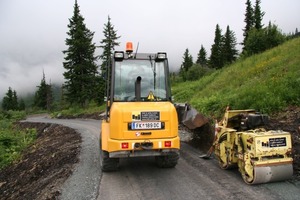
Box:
214;109;293;184
100;47;180;171
101;102;180;157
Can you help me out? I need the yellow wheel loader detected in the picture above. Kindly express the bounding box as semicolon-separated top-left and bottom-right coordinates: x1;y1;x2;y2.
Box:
100;42;180;171
201;108;293;184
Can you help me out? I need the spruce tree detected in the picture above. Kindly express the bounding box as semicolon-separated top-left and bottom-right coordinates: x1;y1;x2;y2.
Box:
196;45;207;66
34;72;53;110
243;0;254;46
222;26;238;65
179;49;193;81
46;81;53;111
209;24;223;69
242;0;266;57
98;16;120;105
254;0;265;30
182;48;193;71
295;28;300;37
63;0;98;107
179;48;193;81
12;90;18;110
2;87;18;111
99;16;121;74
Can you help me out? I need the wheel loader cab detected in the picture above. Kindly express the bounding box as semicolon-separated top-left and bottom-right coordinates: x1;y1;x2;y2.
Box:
112;53;170;102
100;43;180;171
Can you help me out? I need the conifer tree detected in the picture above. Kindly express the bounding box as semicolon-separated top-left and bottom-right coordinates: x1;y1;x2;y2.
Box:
209;24;223;69
222;26;238;65
2;87;18;111
243;0;254;46
98;16;120;104
243;0;266;57
12;90;18;109
34;72;53;110
295;28;300;37
196;45;207;66
182;48;193;71
254;0;265;30
63;0;98;107
179;48;193;81
99;16;121;74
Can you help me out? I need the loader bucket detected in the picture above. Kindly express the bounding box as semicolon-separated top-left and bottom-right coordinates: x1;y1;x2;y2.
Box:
175;103;186;123
175;103;209;130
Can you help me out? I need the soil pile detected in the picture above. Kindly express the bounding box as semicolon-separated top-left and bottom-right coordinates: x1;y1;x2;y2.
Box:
0;123;81;200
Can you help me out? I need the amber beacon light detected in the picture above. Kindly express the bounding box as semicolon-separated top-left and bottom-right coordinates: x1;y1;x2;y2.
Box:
126;42;133;53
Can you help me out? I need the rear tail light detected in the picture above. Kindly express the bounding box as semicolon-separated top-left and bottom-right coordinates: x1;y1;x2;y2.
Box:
164;141;172;147
121;143;129;149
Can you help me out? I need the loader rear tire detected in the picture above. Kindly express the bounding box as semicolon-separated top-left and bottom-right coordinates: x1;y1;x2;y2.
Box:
100;138;119;172
100;150;119;172
155;152;179;168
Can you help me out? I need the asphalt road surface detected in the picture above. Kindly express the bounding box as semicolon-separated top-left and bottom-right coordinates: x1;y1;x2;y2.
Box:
26;116;300;200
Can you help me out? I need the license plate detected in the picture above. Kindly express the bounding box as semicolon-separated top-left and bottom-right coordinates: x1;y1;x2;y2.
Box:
131;122;161;130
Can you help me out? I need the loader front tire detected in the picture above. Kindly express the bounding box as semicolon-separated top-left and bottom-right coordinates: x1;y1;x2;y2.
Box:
155;152;179;168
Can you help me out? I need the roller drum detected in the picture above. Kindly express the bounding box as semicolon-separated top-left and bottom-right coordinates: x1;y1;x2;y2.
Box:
248;164;293;184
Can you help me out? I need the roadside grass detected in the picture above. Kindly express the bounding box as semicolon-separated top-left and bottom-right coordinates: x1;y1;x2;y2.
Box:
0;111;37;169
0;102;105;169
172;38;300;118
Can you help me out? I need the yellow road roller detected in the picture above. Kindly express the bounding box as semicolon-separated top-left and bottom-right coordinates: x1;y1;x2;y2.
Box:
201;108;293;184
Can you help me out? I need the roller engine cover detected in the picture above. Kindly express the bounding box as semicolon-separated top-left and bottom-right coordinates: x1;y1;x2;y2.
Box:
241;113;269;130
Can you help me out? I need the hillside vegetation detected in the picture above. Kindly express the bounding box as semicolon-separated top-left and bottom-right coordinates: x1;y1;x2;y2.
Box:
0;111;36;169
172;38;300;118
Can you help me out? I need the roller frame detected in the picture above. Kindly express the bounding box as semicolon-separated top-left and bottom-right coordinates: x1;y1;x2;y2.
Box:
212;109;293;185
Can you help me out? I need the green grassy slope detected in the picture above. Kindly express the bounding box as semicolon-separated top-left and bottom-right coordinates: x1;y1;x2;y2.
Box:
172;38;300;117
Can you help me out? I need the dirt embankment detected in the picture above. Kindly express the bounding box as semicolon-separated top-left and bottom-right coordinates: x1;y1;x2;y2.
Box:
0;123;81;200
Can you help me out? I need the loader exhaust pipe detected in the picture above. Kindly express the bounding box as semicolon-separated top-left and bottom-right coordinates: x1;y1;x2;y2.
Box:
135;76;141;101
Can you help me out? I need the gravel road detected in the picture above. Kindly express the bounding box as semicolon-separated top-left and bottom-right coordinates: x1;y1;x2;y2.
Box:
26;116;300;200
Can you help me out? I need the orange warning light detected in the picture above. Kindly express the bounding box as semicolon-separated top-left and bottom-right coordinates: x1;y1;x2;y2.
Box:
126;42;133;53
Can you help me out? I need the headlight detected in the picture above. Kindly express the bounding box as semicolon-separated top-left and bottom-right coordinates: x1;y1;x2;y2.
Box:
156;52;167;60
114;51;124;60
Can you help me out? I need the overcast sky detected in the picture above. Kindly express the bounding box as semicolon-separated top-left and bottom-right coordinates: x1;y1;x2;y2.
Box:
0;0;299;99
